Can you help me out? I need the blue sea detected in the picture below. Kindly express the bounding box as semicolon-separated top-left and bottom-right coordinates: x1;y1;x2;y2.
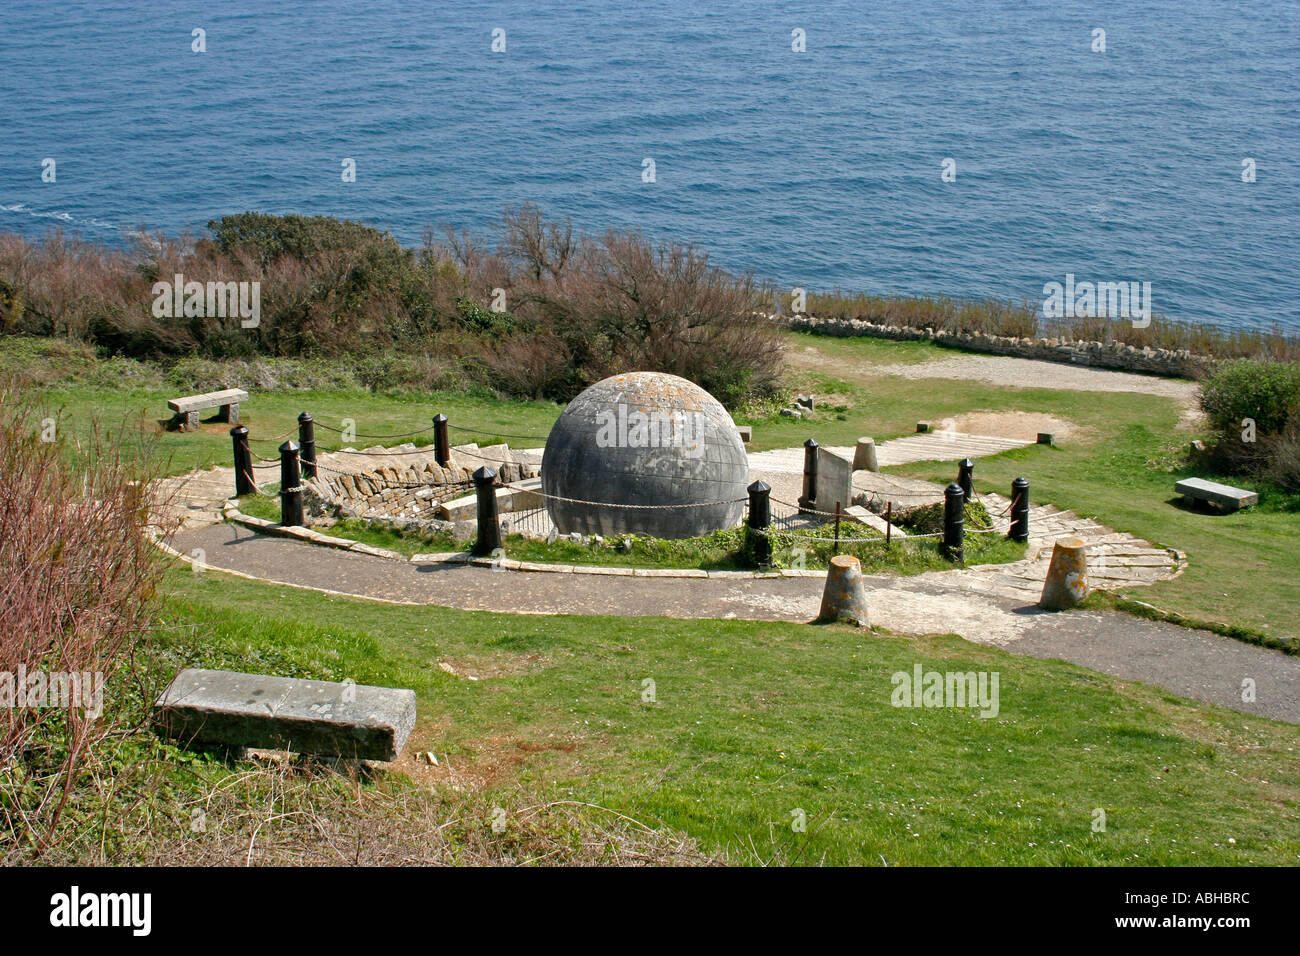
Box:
1;0;1297;332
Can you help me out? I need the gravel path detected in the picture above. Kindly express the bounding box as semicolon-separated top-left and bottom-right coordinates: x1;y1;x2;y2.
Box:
871;354;1200;404
171;522;1299;725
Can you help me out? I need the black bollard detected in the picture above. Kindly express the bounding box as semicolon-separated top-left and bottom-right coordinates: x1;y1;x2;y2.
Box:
279;440;304;527
798;438;819;513
943;482;965;562
747;479;772;568
433;414;450;468
231;426;253;497
1009;476;1030;543
471;465;502;557
957;458;974;502
298;412;317;479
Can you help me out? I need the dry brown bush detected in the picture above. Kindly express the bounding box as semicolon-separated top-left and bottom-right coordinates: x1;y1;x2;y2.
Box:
0;393;166;844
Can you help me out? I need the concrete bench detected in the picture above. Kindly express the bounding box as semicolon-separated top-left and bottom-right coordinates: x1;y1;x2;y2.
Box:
1175;477;1258;513
154;668;416;761
167;388;248;431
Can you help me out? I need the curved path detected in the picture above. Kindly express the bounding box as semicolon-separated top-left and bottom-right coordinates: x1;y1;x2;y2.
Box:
168;521;1300;725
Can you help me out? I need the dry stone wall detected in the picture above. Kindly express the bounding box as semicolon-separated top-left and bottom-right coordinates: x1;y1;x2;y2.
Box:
785;314;1212;379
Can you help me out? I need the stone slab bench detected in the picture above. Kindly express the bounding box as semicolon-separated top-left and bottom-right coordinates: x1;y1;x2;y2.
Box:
1175;477;1258;513
153;667;416;761
167;388;248;431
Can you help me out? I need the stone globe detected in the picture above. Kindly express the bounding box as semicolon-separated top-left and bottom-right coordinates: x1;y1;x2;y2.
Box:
541;372;750;539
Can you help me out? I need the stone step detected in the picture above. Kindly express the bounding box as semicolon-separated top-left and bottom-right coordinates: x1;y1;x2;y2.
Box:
154;668;416;761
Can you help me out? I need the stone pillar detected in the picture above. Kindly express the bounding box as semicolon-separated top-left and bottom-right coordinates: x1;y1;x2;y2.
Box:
1039;536;1089;610
816;555;870;626
853;437;878;472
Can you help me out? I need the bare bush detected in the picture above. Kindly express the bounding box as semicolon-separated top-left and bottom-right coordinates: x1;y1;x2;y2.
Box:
0;394;165;843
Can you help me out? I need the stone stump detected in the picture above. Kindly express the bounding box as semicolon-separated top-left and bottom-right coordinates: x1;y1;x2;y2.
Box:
817;554;870;626
1039;536;1089;610
853;437;879;472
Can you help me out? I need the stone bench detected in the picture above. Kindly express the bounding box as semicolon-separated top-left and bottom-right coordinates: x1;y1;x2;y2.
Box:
153;668;416;761
1175;477;1258;513
167;388;248;431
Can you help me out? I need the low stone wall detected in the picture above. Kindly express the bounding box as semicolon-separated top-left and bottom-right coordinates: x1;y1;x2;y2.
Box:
785;314;1212;379
305;452;538;526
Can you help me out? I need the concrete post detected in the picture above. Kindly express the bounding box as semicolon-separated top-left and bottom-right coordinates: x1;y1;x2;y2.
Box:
279;440;304;527
853;437;879;472
1039;536;1089;610
816;555;870;626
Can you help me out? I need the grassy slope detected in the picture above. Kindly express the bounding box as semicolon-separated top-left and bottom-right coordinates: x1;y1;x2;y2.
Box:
163;567;1300;866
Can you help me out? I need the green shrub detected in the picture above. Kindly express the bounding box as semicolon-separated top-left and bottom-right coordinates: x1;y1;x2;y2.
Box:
1199;359;1300;435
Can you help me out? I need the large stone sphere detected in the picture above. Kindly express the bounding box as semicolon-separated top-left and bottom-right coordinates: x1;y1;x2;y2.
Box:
541;372;749;539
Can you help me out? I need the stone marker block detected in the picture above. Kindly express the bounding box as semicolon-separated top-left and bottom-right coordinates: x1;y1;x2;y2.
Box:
817;555;870;626
1037;432;1054;445
853;437;878;472
815;445;854;512
1039;536;1089;611
154;668;416;761
737;425;753;443
916;422;931;433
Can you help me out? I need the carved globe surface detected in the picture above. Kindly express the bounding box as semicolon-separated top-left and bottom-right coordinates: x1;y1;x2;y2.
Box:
541;372;749;539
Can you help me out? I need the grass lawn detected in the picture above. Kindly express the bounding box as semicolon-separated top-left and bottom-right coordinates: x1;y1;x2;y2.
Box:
159;565;1300;866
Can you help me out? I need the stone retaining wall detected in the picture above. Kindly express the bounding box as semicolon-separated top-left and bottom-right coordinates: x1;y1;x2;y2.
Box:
305;454;538;526
784;314;1213;379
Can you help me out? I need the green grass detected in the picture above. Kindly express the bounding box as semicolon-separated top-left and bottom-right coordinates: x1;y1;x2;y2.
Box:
157;565;1300;865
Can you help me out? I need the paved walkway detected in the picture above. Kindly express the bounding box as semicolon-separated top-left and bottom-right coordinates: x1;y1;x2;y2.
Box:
168;521;1299;724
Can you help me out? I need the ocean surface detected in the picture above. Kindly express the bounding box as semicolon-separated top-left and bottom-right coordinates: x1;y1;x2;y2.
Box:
2;0;1297;332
